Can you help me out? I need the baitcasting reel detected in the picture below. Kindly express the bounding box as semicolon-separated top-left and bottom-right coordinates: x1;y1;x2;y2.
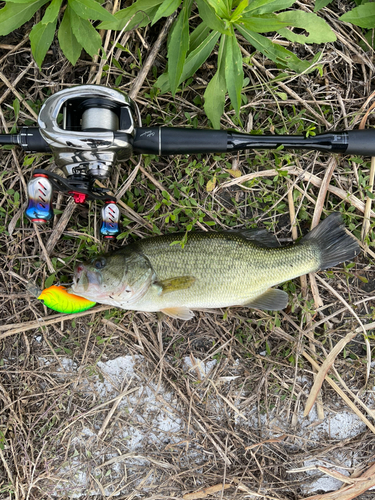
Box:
2;84;375;238
21;86;135;238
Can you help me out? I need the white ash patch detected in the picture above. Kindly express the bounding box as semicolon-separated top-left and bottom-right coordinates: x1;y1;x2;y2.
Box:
302;456;351;495
236;401;369;494
310;409;366;441
39;355;205;497
39;356;78;373
37;355;374;498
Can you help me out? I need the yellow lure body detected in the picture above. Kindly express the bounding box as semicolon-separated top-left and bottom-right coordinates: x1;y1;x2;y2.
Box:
38;285;96;314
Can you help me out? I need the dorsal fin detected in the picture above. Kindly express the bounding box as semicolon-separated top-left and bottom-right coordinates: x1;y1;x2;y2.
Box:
227;229;280;248
239;229;280;248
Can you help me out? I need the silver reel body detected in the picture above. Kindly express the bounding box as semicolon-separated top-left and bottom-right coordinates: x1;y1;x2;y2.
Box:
38;85;136;179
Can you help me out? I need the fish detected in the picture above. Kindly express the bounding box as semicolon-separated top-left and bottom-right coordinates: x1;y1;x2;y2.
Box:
70;213;360;320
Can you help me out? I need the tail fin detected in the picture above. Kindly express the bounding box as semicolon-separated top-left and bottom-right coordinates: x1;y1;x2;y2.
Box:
302;213;360;271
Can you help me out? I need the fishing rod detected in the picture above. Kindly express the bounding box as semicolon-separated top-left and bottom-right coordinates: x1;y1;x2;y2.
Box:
1;85;374;238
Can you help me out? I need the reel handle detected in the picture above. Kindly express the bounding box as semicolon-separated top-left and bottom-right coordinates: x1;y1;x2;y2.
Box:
101;202;120;239
25;173;54;224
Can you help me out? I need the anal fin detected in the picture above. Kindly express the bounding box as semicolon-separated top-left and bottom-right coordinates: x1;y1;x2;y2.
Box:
161;306;195;320
243;288;288;311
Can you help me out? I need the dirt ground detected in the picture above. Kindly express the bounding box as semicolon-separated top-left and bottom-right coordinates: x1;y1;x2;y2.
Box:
0;1;375;499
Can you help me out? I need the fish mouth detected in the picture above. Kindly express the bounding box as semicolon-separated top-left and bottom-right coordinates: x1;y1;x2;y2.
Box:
73;264;102;293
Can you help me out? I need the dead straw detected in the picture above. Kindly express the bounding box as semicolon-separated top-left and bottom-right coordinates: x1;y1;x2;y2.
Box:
302;461;375;500
358;97;375;243
220;166;375;217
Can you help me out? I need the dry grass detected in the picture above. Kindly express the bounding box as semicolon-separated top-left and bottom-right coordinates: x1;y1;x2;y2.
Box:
0;2;375;500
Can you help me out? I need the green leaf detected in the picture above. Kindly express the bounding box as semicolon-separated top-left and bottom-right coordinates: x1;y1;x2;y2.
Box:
29;20;57;68
154;73;170;93
13;98;20;118
276;11;336;43
181;30;220;82
189;22;212;52
276;91;288;100
45;274;55;289
314;0;332;12
68;0;115;22
156;29;220;94
4;0;36;3
0;0;49;36
205;0;230;18
244;0;295;15
231;0;250;21
340;4;375;29
204;36;226;129
224;32;243;118
152;0;182;25
241;14;290;32
58;6;82;65
70;8;102;58
236;24;315;73
196;0;231;35
359;29;375;51
42;0;63;24
99;0;163;30
168;0;192;96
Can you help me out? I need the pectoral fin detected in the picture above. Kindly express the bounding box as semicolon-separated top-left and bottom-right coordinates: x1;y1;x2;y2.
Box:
161;306;195;320
154;276;196;295
243;289;288;311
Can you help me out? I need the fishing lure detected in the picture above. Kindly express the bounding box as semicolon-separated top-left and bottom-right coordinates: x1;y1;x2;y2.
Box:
38;285;96;314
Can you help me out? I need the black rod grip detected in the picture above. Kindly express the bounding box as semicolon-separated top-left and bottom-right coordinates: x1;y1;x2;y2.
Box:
0;134;19;146
0;127;50;151
133;127;228;154
227;131;349;153
346;129;375;156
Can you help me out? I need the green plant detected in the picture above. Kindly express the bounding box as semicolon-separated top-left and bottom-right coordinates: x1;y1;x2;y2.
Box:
316;0;375;49
101;0;336;128
1;1;337;126
0;0;116;67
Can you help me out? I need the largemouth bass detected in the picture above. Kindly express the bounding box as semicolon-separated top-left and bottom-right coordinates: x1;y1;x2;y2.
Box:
71;213;360;320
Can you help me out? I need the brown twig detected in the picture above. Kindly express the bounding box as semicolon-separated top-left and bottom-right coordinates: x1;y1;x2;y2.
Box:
129;13;177;100
45;198;76;256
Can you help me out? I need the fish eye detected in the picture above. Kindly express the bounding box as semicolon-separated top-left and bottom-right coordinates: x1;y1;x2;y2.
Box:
93;257;106;270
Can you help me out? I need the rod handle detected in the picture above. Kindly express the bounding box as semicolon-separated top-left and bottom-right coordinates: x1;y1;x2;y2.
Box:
346;129;375;156
133;127;228;155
